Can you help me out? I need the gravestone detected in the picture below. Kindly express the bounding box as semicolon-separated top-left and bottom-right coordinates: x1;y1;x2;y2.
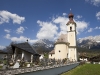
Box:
27;64;30;67
2;64;7;69
13;62;20;68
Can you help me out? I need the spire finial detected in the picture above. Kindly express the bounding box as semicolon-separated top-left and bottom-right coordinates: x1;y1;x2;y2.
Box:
70;8;72;13
70;8;71;11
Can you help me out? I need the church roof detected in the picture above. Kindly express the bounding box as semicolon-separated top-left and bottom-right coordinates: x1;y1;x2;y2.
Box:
49;50;55;54
55;34;68;43
11;42;38;55
66;21;76;25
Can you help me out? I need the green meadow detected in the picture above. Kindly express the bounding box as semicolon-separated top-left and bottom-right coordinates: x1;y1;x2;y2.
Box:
61;64;100;75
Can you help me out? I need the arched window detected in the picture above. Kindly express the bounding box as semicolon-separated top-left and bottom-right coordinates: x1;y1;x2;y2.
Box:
70;26;72;31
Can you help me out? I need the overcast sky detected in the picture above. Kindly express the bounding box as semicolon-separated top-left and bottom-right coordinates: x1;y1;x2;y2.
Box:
0;0;100;49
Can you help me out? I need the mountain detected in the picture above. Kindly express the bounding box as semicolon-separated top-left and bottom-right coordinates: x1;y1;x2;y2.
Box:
32;39;54;53
77;36;100;50
32;36;100;54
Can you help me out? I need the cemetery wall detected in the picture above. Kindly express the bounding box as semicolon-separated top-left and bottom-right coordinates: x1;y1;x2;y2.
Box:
0;62;79;75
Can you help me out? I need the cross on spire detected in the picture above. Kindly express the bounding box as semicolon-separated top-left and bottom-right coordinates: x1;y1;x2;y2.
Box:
70;8;72;13
70;8;71;11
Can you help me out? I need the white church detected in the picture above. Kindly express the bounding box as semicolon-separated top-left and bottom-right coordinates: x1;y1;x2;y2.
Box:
49;12;77;61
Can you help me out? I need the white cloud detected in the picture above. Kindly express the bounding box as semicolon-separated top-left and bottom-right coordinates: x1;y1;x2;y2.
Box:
5;34;10;39
4;13;89;43
53;16;88;35
88;28;93;32
85;0;100;6
63;13;67;16
86;26;100;33
76;15;82;19
0;10;25;24
95;26;100;29
0;45;5;49
37;20;58;40
4;29;10;33
53;16;69;35
37;15;89;40
95;26;98;29
96;11;100;20
4;34;37;43
16;26;25;34
76;21;88;34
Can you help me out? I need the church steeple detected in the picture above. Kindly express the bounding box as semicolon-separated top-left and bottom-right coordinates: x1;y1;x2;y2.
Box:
66;10;76;25
66;10;77;61
68;13;74;21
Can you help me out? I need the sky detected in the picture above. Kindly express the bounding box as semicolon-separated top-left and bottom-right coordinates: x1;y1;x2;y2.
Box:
0;0;100;49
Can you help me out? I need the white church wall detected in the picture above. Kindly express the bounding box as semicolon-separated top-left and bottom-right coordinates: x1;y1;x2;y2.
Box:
55;44;68;60
68;32;76;46
67;24;76;32
68;48;77;61
49;54;55;59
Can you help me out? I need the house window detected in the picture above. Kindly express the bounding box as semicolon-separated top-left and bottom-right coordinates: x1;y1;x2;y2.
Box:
70;26;72;31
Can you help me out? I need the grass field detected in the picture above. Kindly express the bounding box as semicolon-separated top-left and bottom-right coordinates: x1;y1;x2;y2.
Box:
61;64;100;75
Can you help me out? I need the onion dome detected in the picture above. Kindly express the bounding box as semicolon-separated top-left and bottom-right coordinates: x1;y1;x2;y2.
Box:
66;12;76;25
68;13;74;18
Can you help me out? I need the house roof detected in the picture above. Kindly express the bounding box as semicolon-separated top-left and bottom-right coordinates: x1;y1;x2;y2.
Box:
79;55;89;58
11;42;38;55
90;55;100;62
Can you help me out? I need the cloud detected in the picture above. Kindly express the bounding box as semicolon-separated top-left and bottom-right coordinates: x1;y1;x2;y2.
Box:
37;15;89;40
4;29;10;33
0;10;25;24
4;34;37;43
53;16;69;35
76;15;82;19
16;26;25;34
0;45;5;49
5;34;10;39
96;11;100;20
95;26;100;29
37;20;58;40
63;13;67;16
4;13;89;43
53;16;88;35
85;0;100;6
86;26;100;33
88;28;93;32
76;21;88;34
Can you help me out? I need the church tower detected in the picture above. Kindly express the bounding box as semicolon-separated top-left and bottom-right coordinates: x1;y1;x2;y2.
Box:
66;12;77;61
